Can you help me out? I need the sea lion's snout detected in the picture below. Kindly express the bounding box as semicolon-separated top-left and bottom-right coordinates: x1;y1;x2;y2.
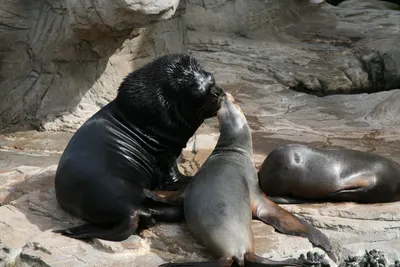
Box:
211;84;225;98
202;83;225;118
211;85;225;108
225;92;235;102
217;93;233;119
217;93;246;123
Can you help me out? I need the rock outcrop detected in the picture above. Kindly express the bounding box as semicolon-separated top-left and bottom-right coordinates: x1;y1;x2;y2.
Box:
0;0;399;132
185;0;400;95
0;0;184;132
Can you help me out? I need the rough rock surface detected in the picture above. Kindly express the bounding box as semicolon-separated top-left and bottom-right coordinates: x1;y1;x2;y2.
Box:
1;123;400;266
1;0;399;132
0;143;336;267
185;0;400;95
0;0;184;132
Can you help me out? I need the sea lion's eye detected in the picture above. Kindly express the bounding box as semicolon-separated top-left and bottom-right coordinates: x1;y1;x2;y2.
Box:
210;78;215;87
208;74;215;84
205;80;215;93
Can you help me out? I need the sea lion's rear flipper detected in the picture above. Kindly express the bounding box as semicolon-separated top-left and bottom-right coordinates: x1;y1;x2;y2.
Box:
143;188;186;206
159;258;233;267
251;191;333;255
52;212;141;241
269;175;375;204
324;174;376;202
244;252;320;267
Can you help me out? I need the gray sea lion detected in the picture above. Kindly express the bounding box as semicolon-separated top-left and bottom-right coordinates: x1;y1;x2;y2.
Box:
258;144;400;204
53;54;225;241
147;93;334;267
323;0;399;6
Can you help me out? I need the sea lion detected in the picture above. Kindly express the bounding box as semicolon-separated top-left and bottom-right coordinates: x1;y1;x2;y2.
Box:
323;0;400;6
258;144;400;204
53;54;225;241
147;93;334;267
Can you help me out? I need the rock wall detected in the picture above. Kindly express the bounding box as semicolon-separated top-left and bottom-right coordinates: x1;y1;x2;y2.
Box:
184;0;400;94
0;0;185;132
0;0;399;132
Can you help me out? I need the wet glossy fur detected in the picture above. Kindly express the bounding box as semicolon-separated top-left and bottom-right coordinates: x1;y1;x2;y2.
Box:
259;144;400;204
53;54;224;241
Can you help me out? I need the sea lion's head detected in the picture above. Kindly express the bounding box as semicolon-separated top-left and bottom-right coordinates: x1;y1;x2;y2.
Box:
216;93;251;150
217;93;247;127
116;54;225;145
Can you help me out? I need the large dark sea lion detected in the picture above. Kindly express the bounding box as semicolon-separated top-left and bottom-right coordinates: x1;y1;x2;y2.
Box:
53;54;225;241
258;144;400;204
148;93;334;267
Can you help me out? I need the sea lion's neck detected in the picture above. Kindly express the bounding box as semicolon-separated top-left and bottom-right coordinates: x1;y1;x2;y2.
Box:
214;126;253;157
215;105;253;155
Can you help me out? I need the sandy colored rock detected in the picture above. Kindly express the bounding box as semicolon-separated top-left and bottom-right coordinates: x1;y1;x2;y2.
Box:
0;137;400;266
0;173;339;267
0;165;57;205
16;231;145;267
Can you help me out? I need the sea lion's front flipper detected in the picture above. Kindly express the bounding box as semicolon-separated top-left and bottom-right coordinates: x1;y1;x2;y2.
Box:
159;258;233;267
268;196;315;204
251;191;333;254
244;252;322;267
324;174;376;202
143;187;186;206
162;160;193;191
52;211;142;241
149;205;185;223
143;187;186;223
